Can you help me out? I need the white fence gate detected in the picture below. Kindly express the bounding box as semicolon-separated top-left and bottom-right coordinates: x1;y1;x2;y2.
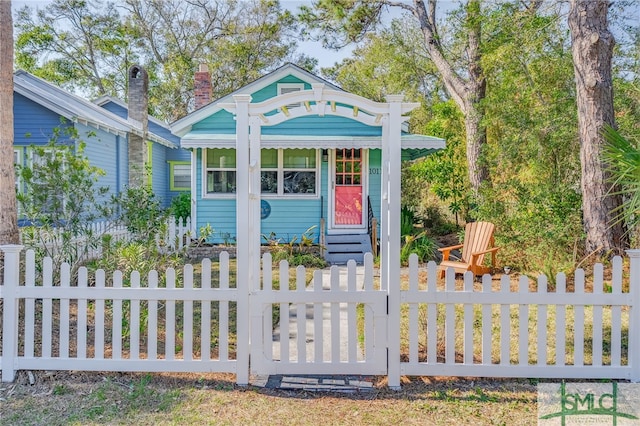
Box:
250;254;387;376
2;246;640;388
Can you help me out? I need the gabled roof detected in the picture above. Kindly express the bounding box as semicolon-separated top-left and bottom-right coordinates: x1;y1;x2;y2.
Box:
171;63;342;137
93;95;174;129
93;95;180;147
14;71;177;148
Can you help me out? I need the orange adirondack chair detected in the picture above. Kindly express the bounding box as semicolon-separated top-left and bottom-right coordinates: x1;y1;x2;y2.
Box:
438;221;499;278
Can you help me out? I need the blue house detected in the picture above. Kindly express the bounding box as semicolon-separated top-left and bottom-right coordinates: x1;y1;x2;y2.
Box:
171;63;445;263
13;69;190;214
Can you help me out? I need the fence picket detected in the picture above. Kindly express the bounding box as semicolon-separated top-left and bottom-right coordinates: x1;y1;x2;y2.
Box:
60;263;71;358
364;254;375;362
574;269;585;366
463;272;473;365
201;258;212;361
555;273;566;367
313;270;324;363
130;271;141;360
183;264;194;362
112;271;123;360
408;255;419;364
481;275;492;365
537;275;548;366
518;276;529;366
165;268;176;361
42;257;53;358
592;263;604;366
219;252;230;362
261;254;272;363
148;270;158;360
296;265;307;363
95;269;105;359
24;250;36;358
347;260;358;363
279;260;290;363
330;266;340;363
77;267;88;359
499;275;510;365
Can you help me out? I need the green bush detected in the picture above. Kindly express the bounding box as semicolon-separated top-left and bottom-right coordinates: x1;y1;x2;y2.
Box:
113;186;168;243
170;192;191;220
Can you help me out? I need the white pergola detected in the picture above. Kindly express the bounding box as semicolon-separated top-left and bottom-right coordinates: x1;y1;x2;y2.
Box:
219;84;419;386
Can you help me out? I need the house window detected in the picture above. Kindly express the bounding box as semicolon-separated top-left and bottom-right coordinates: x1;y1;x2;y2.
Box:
169;161;190;191
277;83;305;109
205;148;236;194
261;148;318;196
204;148;318;197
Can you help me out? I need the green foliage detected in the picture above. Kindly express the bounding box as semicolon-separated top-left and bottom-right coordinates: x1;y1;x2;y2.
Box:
400;207;415;237
603;126;640;243
400;232;437;265
15;0;315;121
90;240;184;285
169;192;191;220
16;126;113;270
268;226;327;268
113;185;168;243
197;223;214;247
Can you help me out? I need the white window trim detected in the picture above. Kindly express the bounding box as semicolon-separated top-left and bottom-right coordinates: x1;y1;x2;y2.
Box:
263;149;319;199
202;148;320;199
202;149;237;199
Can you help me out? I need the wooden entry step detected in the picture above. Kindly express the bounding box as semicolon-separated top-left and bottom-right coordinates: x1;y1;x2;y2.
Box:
324;233;372;264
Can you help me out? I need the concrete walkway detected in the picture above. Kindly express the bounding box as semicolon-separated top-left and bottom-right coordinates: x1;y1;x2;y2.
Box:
271;265;367;364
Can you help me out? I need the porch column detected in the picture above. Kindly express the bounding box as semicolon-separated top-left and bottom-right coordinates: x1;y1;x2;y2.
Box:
386;94;404;390
380;116;390;292
249;116;262;294
233;94;251;386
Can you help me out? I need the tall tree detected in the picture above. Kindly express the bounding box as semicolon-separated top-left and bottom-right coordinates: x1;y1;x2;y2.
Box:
15;0;315;121
0;0;20;245
569;0;626;254
300;0;542;195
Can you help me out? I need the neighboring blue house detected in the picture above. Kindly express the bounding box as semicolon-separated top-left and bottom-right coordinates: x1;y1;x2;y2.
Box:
172;64;444;263
13;70;190;214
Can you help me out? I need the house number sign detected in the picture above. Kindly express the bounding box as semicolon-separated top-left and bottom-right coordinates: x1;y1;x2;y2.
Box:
260;200;271;219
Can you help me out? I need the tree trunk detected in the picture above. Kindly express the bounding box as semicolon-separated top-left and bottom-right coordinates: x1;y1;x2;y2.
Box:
415;0;488;195
0;0;20;245
568;0;626;254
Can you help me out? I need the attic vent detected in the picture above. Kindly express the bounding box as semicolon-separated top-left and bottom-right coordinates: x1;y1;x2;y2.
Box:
278;83;304;109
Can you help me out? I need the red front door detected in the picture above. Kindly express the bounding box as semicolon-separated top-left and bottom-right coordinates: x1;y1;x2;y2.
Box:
333;148;364;227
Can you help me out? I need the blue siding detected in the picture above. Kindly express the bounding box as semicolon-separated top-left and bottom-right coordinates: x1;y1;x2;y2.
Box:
192;110;236;132
14;93;72;145
251;76;310;103
76;123;120;199
368;150;382;231
150;142;169;206
99;101;126;118
265;116;381;136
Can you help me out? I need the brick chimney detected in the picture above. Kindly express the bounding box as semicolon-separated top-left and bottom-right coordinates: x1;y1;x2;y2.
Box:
194;63;212;110
127;64;149;187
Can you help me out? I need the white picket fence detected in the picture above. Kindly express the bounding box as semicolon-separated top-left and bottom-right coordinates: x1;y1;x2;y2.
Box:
1;246;639;388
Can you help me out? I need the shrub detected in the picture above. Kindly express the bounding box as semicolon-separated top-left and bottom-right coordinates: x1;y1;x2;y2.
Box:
170;192;191;221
